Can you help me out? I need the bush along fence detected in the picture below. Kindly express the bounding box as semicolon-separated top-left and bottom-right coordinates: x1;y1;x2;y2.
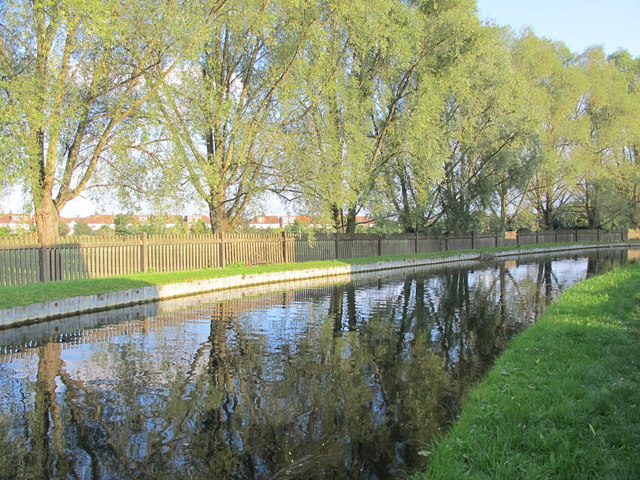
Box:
0;229;630;287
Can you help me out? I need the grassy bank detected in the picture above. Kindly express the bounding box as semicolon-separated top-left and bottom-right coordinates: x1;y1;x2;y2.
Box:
418;262;640;479
0;242;610;310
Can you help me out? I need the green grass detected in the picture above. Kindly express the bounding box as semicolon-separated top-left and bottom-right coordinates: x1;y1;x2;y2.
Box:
417;262;640;479
0;242;618;310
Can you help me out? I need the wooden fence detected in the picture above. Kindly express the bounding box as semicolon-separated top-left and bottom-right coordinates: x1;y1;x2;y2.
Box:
0;229;629;287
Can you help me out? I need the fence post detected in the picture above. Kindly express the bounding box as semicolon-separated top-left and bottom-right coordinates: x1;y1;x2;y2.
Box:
597;230;601;242
39;244;50;283
535;231;539;244
471;231;475;250
495;232;499;248
335;232;340;259
140;232;148;273
445;235;449;252
282;231;288;264
378;235;382;257
415;231;419;254
516;231;520;247
574;229;578;243
219;232;226;268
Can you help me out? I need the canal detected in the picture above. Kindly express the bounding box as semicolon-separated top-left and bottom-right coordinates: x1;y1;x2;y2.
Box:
0;247;636;479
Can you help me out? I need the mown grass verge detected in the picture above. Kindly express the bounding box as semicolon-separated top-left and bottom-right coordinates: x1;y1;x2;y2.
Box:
417;262;640;479
0;242;611;310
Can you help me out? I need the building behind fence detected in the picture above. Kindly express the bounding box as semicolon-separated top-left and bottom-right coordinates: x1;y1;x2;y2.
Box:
0;230;629;287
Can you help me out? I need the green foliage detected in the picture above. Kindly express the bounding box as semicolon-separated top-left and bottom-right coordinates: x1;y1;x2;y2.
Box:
114;214;135;235
225;262;246;269
284;219;312;235
191;218;209;235
12;224;35;236
167;218;189;235
510;34;587;230
151;0;325;233
140;215;168;235
368;219;404;235
72;221;95;236
0;0;222;242
1;0;638;237
574;47;640;229
96;225;116;237
287;0;484;233
57;220;70;237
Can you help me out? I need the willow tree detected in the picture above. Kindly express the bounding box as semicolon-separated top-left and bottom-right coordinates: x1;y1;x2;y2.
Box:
574;47;640;228
286;0;482;233
285;0;401;232
152;0;323;233
0;0;229;243
510;34;589;229
424;27;535;233
607;50;640;227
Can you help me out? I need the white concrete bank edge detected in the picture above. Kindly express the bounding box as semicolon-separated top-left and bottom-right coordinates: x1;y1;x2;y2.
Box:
0;243;631;328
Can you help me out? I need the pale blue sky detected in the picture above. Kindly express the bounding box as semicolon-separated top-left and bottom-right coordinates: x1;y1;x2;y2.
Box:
476;0;640;56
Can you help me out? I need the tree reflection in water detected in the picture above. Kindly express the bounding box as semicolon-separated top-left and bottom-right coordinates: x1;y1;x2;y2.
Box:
0;249;633;479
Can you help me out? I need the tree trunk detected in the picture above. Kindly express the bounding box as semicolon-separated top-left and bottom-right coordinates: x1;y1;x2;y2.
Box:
33;134;59;245
331;204;343;232
629;184;640;228
584;186;600;229
345;207;357;234
499;185;507;231
399;174;415;232
208;201;230;234
34;197;59;245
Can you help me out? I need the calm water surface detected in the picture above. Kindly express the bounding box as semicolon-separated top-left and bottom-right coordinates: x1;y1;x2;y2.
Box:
0;248;636;479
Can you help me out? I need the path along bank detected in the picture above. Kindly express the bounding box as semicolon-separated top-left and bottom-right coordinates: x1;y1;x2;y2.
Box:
416;260;640;479
0;242;631;328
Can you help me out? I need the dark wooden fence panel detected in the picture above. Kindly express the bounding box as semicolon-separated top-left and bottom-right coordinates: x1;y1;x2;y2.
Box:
556;231;574;243
0;246;40;286
498;236;518;248
475;234;497;249
447;235;472;251
293;235;335;262
337;234;378;259
601;230;625;242
418;237;444;253
380;235;414;256
517;232;536;245
577;230;598;242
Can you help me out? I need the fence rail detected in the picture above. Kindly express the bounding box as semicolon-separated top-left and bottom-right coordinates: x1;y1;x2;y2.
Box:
0;229;629;287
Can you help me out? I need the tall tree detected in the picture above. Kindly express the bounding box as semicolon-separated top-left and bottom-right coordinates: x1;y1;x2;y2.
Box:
511;33;588;229
426;26;534;233
289;0;482;233
152;0;322;233
0;0;229;243
575;47;640;228
608;50;640;227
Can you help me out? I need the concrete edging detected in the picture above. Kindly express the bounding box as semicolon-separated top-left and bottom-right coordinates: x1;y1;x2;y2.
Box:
0;242;628;328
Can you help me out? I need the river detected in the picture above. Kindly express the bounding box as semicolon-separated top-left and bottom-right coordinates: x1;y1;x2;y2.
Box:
0;247;636;479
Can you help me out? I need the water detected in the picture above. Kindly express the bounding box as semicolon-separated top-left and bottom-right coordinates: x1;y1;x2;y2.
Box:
0;248;635;479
